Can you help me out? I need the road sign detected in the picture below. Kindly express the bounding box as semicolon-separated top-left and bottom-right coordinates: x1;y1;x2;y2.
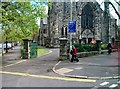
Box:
68;21;76;33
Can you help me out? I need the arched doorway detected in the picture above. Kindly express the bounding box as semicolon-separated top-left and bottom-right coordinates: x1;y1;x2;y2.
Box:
81;4;94;43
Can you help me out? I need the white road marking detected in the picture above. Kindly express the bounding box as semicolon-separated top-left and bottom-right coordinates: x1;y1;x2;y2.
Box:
100;82;109;86
117;81;120;84
91;86;98;89
3;60;26;68
109;84;118;88
56;68;73;74
74;67;83;70
75;62;80;64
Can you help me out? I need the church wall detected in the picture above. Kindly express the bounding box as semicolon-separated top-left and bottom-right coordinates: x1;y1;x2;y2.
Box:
47;1;116;47
109;18;117;43
77;2;103;43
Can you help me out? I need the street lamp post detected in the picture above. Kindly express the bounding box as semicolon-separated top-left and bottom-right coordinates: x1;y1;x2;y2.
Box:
67;0;73;60
70;0;72;51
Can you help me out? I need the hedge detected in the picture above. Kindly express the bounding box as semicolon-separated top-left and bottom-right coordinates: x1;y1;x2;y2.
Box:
101;43;108;50
77;51;99;58
73;43;97;52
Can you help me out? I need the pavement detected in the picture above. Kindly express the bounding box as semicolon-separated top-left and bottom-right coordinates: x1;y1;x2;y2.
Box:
1;45;120;80
53;52;120;80
0;52;2;68
2;45;51;66
2;45;21;67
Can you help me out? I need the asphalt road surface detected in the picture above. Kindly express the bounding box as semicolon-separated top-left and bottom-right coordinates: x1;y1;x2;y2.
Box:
1;48;120;89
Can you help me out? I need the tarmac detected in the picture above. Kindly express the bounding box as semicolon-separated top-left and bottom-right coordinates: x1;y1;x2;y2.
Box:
1;45;120;80
53;52;120;80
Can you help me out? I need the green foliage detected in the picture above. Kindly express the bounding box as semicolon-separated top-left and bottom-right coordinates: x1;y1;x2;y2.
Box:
82;44;97;51
74;44;85;52
73;43;97;52
1;1;48;43
37;48;49;55
100;43;108;50
74;43;108;52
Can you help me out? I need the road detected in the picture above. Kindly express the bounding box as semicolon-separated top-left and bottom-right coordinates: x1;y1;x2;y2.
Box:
1;48;120;88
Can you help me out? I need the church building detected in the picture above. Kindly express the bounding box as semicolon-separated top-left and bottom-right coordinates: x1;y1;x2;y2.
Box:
40;0;117;47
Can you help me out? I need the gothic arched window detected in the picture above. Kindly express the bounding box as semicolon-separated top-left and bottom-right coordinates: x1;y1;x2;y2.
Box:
81;4;94;29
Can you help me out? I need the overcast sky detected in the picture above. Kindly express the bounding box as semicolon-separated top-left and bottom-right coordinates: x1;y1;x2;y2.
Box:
96;0;119;19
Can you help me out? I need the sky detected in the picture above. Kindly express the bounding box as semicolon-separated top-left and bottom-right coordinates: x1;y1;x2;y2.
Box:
96;0;119;25
96;0;120;25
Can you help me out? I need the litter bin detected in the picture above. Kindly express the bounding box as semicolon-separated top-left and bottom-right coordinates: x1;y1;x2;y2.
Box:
20;47;23;58
30;42;37;58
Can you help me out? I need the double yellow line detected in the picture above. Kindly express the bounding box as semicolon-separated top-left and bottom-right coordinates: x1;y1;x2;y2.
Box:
0;71;96;82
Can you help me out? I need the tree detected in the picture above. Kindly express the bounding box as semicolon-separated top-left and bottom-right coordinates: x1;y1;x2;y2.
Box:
1;1;48;52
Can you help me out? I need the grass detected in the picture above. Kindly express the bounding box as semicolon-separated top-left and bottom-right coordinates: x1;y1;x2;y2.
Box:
37;48;49;55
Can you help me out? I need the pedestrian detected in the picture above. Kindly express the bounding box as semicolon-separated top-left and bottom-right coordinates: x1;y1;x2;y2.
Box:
70;46;79;62
70;48;73;62
107;43;112;54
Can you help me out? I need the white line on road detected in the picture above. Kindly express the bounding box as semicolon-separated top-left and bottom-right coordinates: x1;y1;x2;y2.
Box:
3;60;26;68
100;82;109;86
109;84;118;88
117;81;120;84
91;86;98;89
74;67;83;70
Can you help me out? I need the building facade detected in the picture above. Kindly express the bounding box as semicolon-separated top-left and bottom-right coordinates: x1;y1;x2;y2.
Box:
118;1;120;26
41;0;117;47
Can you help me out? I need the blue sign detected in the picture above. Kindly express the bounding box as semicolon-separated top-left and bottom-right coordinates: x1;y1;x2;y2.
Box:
68;21;76;33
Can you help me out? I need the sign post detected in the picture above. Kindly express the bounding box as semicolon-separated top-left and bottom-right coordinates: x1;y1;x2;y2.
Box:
68;21;76;33
68;20;76;49
68;20;76;61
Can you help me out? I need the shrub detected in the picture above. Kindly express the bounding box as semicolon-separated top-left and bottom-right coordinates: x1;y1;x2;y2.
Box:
101;43;108;50
73;43;98;52
74;43;85;52
82;44;93;52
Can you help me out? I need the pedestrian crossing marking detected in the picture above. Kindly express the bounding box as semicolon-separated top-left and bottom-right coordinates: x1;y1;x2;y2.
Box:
117;81;120;84
74;67;83;70
56;68;73;74
100;81;109;86
75;62;80;64
109;84;118;88
0;71;96;82
2;60;26;68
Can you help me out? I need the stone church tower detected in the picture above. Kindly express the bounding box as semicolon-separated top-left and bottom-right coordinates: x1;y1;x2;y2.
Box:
43;0;117;47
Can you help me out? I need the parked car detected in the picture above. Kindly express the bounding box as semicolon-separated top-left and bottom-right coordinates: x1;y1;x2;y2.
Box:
0;43;2;54
0;43;5;53
4;43;12;49
0;43;2;49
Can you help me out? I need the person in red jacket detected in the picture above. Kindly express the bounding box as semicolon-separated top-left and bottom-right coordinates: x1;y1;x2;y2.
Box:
70;46;79;62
